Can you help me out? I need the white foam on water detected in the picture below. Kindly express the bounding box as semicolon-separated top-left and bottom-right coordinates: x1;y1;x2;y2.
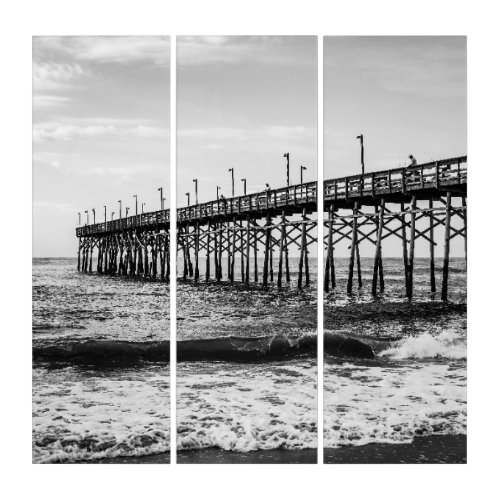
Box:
177;360;317;452
32;366;170;463
324;359;466;448
380;330;466;360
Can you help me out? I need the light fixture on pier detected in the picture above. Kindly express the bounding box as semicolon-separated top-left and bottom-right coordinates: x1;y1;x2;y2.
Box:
78;212;81;226
103;205;107;223
300;165;307;184
158;187;164;210
283;152;290;186
133;195;138;215
142;203;146;214
356;134;365;175
118;200;122;219
193;179;198;204
92;208;95;224
85;210;89;225
241;178;247;196
228;168;234;197
186;192;190;206
111;211;115;221
217;186;221;200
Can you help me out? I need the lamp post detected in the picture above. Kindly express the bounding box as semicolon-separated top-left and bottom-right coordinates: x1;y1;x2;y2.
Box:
158;187;163;210
142;203;146;214
118;200;122;219
241;178;247;195
78;212;81;225
85;210;89;225
300;165;307;184
111;211;115;221
228;168;234;197
103;206;107;223
92;208;95;224
193;179;198;204
186;192;190;206
126;207;129;217
133;195;138;215
217;186;221;200
283;152;290;186
356;134;365;175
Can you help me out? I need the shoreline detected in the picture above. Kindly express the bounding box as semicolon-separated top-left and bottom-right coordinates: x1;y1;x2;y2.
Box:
325;434;466;464
70;434;465;464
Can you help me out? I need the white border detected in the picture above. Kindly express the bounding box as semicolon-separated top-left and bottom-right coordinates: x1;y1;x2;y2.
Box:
3;1;499;499
317;35;324;465
170;35;177;465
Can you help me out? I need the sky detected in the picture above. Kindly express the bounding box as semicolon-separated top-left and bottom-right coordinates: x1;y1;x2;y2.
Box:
324;36;467;257
177;36;317;206
325;36;466;176
33;36;170;257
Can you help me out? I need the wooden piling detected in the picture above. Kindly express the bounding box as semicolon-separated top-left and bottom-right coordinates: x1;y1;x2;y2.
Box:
462;196;467;269
400;202;409;296
245;219;250;284
218;223;223;281
298;208;307;290
442;192;452;301
263;216;271;286
205;223;211;282
253;223;258;283
347;203;359;294
194;223;200;281
429;199;436;292
278;211;286;287
372;199;385;295
408;196;417;299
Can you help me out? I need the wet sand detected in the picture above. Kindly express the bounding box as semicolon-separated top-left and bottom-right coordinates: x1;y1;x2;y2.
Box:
77;434;465;464
325;435;466;464
177;448;317;464
77;453;170;464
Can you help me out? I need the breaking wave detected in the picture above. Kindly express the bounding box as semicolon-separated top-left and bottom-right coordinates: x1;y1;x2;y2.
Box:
33;333;375;366
380;330;466;360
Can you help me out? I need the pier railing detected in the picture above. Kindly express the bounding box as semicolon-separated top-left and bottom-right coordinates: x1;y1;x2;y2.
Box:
325;155;466;202
76;155;466;237
76;209;170;237
177;180;317;223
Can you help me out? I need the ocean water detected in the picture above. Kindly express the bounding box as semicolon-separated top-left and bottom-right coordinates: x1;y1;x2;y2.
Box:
176;257;318;454
32;258;170;463
324;257;467;449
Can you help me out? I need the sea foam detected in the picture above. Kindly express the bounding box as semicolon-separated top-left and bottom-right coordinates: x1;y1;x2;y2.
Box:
380;330;466;360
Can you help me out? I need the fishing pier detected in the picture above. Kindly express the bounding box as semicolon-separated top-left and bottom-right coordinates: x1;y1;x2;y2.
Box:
76;155;467;300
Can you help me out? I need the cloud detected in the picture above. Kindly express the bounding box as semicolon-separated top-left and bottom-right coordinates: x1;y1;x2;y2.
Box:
179;125;315;143
33;61;89;91
34;36;170;66
33;122;168;142
178;36;314;67
33;95;73;108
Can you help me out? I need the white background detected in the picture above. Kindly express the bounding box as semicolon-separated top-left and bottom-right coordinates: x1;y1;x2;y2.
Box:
1;0;499;498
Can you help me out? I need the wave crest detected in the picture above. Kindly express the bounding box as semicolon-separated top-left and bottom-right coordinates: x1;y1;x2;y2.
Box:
380;331;466;360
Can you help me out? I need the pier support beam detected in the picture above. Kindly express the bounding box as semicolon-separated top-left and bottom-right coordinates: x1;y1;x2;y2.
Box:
442;192;452;301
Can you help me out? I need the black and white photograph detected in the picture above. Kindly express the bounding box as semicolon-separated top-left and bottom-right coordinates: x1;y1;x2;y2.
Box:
32;36;171;463
175;36;319;463
322;36;467;463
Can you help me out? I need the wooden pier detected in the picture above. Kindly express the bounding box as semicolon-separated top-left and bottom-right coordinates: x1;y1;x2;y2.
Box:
323;156;467;300
76;155;466;299
75;210;170;280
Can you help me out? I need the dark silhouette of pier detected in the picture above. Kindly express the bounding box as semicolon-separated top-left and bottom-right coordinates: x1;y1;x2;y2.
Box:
76;155;466;300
